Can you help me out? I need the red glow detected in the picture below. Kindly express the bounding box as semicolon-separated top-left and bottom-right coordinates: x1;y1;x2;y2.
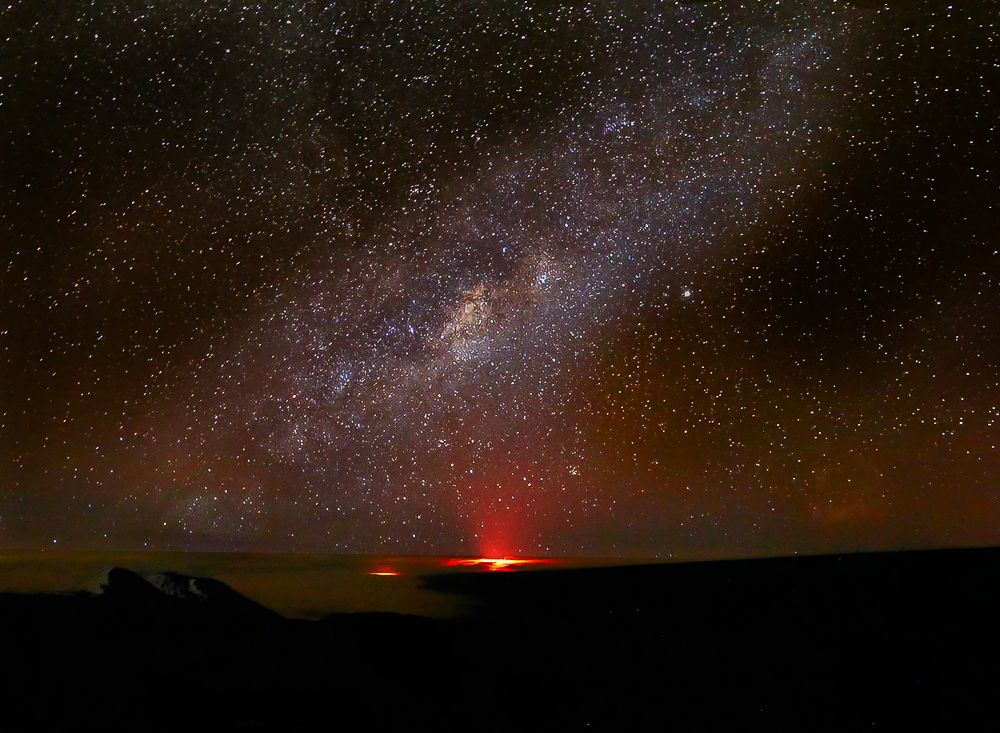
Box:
368;564;399;576
443;557;552;571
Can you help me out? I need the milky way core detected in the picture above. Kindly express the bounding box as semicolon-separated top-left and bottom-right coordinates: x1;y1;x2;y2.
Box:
3;1;999;556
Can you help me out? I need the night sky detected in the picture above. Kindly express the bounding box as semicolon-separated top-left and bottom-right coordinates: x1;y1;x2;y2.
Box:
2;0;998;557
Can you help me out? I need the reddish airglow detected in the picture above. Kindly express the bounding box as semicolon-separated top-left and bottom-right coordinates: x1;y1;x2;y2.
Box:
368;564;399;576
443;557;553;571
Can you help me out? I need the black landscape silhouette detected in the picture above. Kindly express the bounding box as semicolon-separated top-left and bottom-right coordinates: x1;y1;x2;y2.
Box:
2;548;998;731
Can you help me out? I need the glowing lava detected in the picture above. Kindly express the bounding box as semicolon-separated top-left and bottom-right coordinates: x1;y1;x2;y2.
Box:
368;564;399;576
443;557;552;571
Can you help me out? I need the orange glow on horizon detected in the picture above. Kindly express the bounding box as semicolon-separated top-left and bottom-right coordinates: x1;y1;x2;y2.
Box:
368;564;399;576
443;557;553;571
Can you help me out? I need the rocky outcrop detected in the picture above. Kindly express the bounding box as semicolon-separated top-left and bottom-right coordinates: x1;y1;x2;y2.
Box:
148;571;285;625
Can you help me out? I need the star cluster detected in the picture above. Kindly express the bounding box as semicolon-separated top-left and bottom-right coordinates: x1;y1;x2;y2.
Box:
2;1;999;557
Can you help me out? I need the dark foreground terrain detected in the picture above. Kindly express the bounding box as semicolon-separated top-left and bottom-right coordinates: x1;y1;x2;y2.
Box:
2;547;998;731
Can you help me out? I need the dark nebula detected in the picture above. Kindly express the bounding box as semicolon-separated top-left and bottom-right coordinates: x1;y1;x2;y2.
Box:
2;0;998;556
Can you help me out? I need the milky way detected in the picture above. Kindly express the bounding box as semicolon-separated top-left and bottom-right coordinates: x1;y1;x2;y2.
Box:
3;1;999;556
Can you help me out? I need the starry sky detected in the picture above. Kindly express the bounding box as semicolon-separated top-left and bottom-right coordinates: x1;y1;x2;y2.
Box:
2;0;999;557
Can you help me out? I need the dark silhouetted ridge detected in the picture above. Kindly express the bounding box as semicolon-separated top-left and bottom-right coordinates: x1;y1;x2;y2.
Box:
2;549;999;731
148;570;286;625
